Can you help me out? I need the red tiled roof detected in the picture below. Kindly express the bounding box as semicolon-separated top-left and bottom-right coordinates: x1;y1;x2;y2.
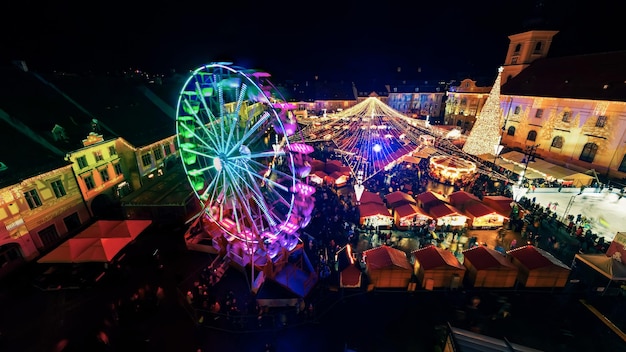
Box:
412;245;465;270
429;203;464;219
353;191;384;205
464;202;498;218
482;196;515;217
507;245;571;270
363;246;412;271
385;191;416;208
416;191;446;205
358;203;391;218
447;191;480;206
501;51;626;101
395;203;431;219
462;246;516;270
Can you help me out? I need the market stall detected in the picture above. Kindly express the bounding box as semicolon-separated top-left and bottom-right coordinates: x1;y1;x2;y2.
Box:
385;191;417;208
412;245;466;290
394;203;432;230
363;246;413;289
358;202;393;228
482;195;516;218
429;203;467;228
463;202;506;229
462;246;518;288
507;245;571;288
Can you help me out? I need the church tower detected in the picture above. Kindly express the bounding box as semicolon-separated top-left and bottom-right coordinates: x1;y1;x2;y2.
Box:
501;30;559;85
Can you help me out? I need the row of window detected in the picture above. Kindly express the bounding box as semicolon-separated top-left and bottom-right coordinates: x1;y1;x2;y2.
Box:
23;142;173;210
512;107;608;127
141;143;172;167
77;145;118;169
83;163;123;191
24;179;66;210
505;127;624;166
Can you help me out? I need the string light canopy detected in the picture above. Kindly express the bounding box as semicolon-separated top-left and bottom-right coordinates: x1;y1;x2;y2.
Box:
302;97;423;184
462;67;505;156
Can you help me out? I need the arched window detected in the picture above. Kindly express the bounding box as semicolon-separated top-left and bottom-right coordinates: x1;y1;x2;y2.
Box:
579;142;598;163
535;42;542;52
514;44;521;53
456;120;462;127
526;130;537;141
507;126;516;136
551;136;564;149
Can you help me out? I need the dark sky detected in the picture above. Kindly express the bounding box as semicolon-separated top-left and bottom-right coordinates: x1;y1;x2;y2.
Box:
2;0;623;82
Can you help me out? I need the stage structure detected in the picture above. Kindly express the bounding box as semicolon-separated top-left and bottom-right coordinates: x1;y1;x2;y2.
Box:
178;63;317;297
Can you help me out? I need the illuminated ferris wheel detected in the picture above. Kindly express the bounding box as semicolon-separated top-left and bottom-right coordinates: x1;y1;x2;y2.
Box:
176;63;315;262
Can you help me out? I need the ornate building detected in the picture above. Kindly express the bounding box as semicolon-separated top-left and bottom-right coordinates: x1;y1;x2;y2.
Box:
500;30;626;180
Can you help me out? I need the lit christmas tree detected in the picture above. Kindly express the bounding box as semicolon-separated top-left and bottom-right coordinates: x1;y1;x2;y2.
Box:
462;67;504;156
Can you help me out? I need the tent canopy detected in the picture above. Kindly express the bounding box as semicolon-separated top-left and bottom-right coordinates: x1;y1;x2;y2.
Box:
499;151;594;186
575;253;626;281
38;220;152;264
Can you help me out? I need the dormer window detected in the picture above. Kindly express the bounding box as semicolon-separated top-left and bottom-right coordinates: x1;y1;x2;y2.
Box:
534;42;543;53
514;44;522;53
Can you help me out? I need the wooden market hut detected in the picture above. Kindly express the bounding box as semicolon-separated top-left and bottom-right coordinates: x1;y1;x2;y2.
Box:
447;191;480;211
393;203;432;230
363;246;413;289
415;191;447;212
482;195;515;218
411;245;466;290
463;202;506;229
352;191;384;205
357;202;393;228
429;203;467;228
462;246;518;288
385;191;416;208
507;245;571;288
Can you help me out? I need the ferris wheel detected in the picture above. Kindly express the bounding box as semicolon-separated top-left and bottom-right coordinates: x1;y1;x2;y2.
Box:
176;63;315;261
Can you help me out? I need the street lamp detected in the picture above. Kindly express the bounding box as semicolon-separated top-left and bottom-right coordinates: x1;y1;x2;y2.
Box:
493;138;504;166
521;144;539;187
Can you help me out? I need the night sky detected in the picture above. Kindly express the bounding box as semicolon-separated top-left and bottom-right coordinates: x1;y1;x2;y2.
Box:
3;0;623;82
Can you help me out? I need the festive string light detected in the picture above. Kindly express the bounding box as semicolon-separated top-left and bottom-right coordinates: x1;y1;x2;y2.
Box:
462;67;505;156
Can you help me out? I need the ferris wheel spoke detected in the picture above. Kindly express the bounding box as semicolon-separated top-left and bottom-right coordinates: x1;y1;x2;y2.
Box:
227;111;272;155
199;170;221;202
223;165;272;229
182;99;221;151
224;83;248;153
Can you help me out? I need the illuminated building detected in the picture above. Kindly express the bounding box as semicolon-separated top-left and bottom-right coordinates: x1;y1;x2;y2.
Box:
443;79;491;130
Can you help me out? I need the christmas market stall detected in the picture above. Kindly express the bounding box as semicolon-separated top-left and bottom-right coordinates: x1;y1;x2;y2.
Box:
429;203;468;228
358;202;393;228
385;190;416;209
507;246;571;288
463;202;505;229
411;245;466;290
393;203;432;230
363;245;413;289
462;246;518;288
482;195;516;218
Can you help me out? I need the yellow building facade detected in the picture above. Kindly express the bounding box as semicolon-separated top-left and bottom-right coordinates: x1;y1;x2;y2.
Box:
0;165;89;278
